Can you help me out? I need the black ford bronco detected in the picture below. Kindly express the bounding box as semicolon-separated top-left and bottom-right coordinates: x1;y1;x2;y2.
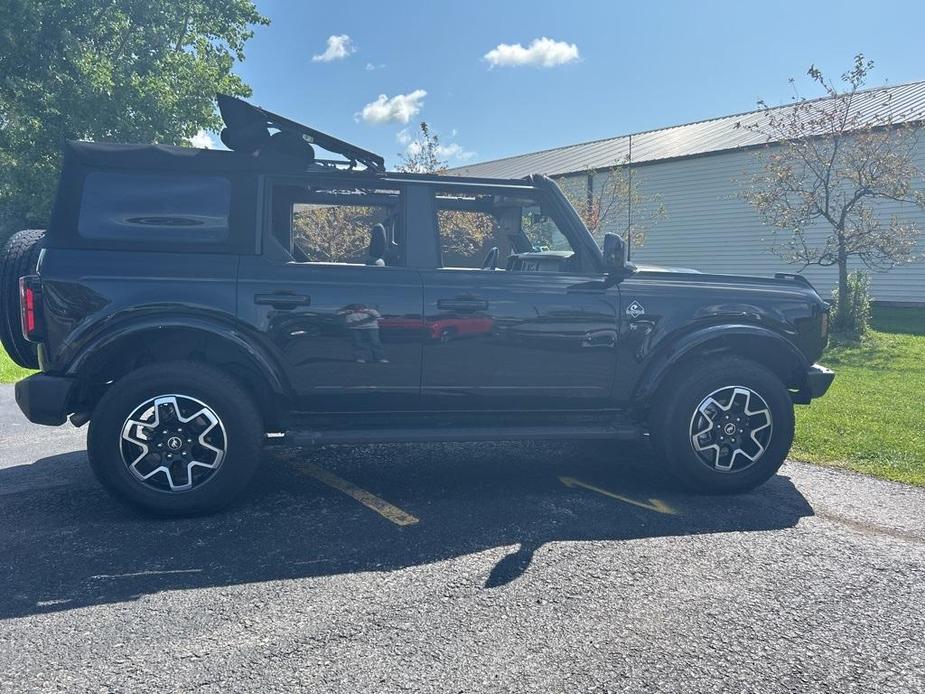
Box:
3;95;834;514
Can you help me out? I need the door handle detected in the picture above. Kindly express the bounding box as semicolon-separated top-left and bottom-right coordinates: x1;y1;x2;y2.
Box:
254;293;311;309
437;298;489;312
582;330;617;348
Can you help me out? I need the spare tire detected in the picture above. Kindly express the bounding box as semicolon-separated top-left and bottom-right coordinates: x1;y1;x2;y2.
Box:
0;229;45;369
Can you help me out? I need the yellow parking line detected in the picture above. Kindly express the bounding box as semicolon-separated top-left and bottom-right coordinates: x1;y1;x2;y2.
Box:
559;476;678;515
296;462;420;526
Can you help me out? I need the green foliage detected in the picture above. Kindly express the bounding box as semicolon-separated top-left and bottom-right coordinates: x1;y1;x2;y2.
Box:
793;307;925;486
0;346;35;383
396;122;446;174
436;209;496;260
741;55;924;323
293;204;385;263
560;167;666;249
0;0;268;239
830;271;872;340
396;123;496;260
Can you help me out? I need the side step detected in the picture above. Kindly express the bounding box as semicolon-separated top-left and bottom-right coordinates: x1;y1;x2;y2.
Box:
274;423;640;448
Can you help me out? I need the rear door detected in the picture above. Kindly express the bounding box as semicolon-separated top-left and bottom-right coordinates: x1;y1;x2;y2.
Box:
419;184;620;411
237;176;425;412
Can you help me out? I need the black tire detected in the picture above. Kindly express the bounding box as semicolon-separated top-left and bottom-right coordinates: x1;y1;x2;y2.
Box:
0;229;45;369
649;356;794;493
88;361;264;515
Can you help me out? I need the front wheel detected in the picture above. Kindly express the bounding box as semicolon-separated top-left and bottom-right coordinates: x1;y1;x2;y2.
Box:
649;356;795;493
88;361;264;515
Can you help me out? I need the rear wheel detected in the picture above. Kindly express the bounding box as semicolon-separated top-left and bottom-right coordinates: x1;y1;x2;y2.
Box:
0;229;45;368
88;361;264;515
649;356;794;493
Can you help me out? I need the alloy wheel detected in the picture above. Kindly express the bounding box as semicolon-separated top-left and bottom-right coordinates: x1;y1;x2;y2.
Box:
689;386;773;473
120;394;227;492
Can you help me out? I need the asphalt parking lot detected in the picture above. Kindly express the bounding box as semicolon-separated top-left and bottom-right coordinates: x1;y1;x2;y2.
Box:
1;385;924;693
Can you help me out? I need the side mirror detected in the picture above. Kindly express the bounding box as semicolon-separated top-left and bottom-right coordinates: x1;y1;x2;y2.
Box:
602;232;635;276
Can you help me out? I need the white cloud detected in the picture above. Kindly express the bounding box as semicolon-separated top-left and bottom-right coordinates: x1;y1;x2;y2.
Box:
312;34;355;62
483;37;580;68
189;130;218;149
398;128;475;162
436;143;475;161
365;62;386;71
358;89;427;125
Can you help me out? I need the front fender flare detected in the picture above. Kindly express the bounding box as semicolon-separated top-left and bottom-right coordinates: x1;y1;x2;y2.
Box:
632;323;810;404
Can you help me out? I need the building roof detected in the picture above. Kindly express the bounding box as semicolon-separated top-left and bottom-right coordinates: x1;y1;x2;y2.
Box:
451;80;925;179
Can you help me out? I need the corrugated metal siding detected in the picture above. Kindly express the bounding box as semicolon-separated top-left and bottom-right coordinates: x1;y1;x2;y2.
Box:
568;132;925;304
453;81;925;179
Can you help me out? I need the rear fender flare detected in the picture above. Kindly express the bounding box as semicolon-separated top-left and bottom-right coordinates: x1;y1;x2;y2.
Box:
65;315;290;397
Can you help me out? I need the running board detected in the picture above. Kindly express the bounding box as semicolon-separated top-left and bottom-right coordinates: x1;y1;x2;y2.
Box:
274;423;640;447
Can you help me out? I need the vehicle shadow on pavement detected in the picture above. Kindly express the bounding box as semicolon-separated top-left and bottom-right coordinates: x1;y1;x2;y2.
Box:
0;441;814;620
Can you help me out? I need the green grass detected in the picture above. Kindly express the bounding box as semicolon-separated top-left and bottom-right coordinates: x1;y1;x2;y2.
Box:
0;346;34;383
1;307;923;485
792;307;925;486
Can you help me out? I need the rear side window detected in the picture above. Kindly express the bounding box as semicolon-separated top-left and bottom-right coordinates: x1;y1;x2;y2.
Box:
78;172;231;243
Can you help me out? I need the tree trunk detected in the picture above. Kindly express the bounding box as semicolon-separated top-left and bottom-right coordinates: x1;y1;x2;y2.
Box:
836;248;849;329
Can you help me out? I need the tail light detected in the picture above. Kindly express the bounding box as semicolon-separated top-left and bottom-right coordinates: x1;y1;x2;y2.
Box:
19;275;44;342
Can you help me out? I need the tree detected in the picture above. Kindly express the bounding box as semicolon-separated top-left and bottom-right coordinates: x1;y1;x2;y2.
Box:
561;162;666;251
740;55;925;328
396;122;446;175
0;0;268;239
292;204;382;263
397;122;495;260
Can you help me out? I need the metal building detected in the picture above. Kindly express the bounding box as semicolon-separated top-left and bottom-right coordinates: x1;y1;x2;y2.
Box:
453;81;925;304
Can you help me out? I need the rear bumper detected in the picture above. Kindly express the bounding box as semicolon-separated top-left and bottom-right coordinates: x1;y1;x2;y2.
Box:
14;373;78;425
793;363;835;403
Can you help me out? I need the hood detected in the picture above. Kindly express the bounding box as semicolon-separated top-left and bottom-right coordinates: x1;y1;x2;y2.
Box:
632;267;826;305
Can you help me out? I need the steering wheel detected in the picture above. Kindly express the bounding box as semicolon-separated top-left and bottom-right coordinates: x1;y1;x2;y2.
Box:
481;246;500;270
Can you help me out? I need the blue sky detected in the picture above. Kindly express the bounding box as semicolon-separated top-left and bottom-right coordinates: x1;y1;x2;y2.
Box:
217;0;925;168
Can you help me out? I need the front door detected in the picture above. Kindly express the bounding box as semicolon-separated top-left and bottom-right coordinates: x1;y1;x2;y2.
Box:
419;185;619;410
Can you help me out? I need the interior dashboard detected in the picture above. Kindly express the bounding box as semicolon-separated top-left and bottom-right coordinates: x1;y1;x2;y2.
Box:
506;251;577;273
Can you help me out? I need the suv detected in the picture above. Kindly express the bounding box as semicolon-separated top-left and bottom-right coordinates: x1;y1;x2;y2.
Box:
4;96;834;515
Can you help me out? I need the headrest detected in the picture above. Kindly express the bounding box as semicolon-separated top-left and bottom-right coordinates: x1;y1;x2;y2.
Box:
369;223;387;259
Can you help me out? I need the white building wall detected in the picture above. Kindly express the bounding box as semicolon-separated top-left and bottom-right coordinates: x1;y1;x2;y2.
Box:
565;130;925;303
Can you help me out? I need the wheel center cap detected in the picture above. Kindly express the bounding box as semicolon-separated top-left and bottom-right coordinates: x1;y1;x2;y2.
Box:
166;436;184;451
723;423;737;436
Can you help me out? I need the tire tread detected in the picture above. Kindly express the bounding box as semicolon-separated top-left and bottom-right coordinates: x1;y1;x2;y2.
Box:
649;355;794;493
88;360;265;515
